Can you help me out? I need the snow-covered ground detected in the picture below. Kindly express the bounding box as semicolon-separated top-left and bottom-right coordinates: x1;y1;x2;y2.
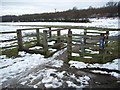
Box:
0;17;120;88
69;59;120;78
0;17;119;29
0;49;91;88
0;17;119;39
0;17;119;48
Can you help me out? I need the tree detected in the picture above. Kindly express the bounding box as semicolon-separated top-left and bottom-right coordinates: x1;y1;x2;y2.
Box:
72;6;78;10
106;0;118;7
88;6;93;9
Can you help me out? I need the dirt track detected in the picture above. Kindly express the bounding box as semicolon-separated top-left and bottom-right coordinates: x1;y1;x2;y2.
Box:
1;46;120;89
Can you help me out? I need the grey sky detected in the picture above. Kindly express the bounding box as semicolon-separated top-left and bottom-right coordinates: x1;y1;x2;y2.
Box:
0;0;119;16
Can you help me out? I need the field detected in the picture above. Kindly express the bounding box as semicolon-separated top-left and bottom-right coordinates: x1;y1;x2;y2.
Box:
0;17;120;88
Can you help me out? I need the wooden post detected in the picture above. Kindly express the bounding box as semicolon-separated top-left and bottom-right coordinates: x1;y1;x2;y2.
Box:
17;29;23;50
81;29;87;57
49;27;52;38
99;33;105;63
105;30;109;47
36;28;40;45
43;30;48;55
83;29;87;44
57;30;61;50
99;33;105;49
67;29;72;59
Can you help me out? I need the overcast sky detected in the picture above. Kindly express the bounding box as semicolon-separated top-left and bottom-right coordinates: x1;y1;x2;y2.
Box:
0;0;119;16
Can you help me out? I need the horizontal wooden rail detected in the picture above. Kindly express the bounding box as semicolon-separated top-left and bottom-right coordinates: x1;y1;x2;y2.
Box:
71;44;118;50
48;43;61;48
48;40;66;48
48;28;67;32
1;38;17;42
72;34;103;38
17;27;46;31
0;31;16;34
23;40;37;44
1;45;18;49
22;35;37;38
39;25;119;31
48;36;63;40
22;48;45;55
86;32;106;34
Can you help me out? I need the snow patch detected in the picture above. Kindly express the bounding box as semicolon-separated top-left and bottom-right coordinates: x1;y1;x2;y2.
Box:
48;41;55;45
69;61;88;68
83;56;92;59
72;53;80;57
29;46;42;50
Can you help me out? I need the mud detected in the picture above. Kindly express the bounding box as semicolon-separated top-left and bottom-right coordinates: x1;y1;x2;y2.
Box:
1;47;120;89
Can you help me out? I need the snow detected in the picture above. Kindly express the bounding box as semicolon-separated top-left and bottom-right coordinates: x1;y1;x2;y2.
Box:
69;61;88;68
0;17;119;88
69;59;120;71
48;41;55;45
56;71;66;78
0;49;65;84
91;70;108;74
29;46;42;50
69;59;120;78
76;76;90;85
0;47;92;88
49;60;63;68
72;53;80;57
66;75;90;88
49;48;57;52
89;59;119;70
66;81;79;88
21;81;27;85
0;17;119;29
91;70;120;78
0;18;119;48
83;56;92;59
42;74;62;88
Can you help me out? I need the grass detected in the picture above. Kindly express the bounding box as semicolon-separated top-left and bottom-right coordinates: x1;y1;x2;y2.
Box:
1;31;119;64
67;40;119;64
1;47;19;58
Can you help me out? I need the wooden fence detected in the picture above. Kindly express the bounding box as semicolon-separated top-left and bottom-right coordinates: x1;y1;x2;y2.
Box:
0;31;18;49
67;28;119;63
16;27;68;57
0;26;119;60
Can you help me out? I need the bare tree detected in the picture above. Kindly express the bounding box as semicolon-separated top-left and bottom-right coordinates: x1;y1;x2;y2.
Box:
72;6;78;10
106;0;118;7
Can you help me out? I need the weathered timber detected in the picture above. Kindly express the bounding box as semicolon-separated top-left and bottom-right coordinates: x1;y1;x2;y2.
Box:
67;29;72;58
36;29;40;45
17;27;46;30
49;27;52;38
48;42;65;49
57;30;61;50
17;30;24;50
47;28;67;32
105;30;109;47
22;48;45;55
1;39;17;42
23;40;37;44
1;45;18;49
0;31;16;34
43;30;48;55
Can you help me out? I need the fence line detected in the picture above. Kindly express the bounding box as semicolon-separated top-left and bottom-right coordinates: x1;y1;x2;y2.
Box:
0;26;119;59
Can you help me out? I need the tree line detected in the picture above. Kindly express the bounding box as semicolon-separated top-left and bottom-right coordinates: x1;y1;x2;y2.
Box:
1;1;119;22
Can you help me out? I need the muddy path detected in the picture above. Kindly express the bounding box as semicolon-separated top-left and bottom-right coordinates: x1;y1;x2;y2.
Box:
1;46;120;89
